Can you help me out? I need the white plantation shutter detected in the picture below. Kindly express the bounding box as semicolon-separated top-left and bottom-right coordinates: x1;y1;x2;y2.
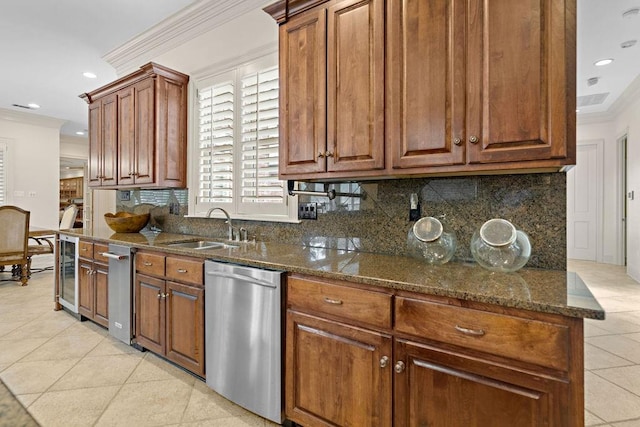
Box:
239;66;284;210
193;54;293;220
198;75;235;205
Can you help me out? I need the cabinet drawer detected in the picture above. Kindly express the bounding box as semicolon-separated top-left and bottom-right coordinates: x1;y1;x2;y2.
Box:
395;297;569;371
136;252;165;277
93;243;110;264
78;241;93;259
288;276;392;329
166;256;203;286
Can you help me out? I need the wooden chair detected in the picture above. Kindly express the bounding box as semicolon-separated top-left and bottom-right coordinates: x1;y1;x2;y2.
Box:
0;206;31;286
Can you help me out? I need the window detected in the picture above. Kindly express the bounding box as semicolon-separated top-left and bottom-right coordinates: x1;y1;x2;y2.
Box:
0;140;8;205
191;54;296;222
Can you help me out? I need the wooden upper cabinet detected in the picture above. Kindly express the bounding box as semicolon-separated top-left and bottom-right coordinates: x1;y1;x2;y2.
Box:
277;0;384;178
267;0;576;179
327;0;384;172
387;0;466;169
279;7;326;175
81;63;189;189
465;0;575;165
87;94;117;187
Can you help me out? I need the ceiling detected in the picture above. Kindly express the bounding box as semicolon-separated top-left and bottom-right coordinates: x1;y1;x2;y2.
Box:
1;0;639;139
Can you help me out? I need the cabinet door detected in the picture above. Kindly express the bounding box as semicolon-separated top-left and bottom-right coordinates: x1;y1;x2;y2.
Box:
78;262;94;319
387;0;466;169
135;274;165;354
117;87;136;186
327;0;384;172
133;78;156;185
394;339;567;427
101;93;119;186
286;311;392;427
279;6;327;176
87;102;102;186
165;281;204;377
466;0;575;164
94;263;109;328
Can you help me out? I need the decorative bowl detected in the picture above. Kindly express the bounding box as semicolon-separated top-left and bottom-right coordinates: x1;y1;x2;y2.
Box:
104;212;150;233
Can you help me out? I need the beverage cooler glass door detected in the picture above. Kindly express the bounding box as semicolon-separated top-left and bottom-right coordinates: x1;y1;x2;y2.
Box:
58;234;79;312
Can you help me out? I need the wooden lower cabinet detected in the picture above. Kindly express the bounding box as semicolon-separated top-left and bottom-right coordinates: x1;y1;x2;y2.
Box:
394;339;567;427
134;252;205;377
286;311;392;427
77;241;109;328
285;275;583;427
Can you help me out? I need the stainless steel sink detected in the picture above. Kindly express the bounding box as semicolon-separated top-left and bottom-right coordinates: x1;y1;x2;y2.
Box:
166;240;238;250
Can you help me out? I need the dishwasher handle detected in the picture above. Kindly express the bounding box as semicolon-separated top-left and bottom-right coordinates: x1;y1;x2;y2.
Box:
102;252;129;261
206;270;278;289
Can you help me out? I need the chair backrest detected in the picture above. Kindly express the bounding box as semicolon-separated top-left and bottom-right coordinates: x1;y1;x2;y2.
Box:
59;204;78;229
0;205;29;261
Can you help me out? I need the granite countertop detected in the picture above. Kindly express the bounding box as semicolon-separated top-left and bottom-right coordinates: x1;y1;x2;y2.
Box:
60;229;605;320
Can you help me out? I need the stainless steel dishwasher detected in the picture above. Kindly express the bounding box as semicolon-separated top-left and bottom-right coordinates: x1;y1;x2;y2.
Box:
205;260;284;424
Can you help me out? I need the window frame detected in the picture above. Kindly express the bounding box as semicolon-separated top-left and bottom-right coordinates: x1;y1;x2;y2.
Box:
188;51;298;223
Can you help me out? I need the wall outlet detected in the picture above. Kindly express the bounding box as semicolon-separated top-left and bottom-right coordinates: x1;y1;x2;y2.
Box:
298;202;318;220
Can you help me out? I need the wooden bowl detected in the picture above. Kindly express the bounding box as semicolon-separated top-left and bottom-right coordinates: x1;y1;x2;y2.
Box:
104;212;150;233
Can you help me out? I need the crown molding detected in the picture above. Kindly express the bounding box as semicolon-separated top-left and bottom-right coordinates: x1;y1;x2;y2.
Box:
0;108;66;129
578;74;640;125
103;0;271;75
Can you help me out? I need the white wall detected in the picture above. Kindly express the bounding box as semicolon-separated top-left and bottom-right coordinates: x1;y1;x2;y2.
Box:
577;94;640;281
0;109;63;228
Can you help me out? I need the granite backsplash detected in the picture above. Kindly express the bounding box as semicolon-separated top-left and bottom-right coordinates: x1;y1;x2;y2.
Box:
117;173;566;270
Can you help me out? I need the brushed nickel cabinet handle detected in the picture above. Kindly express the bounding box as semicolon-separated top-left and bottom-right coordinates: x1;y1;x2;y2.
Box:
143;262;152;266
453;137;462;146
157;293;162;299
455;325;486;337
318;152;326;158
177;269;187;274
394;361;405;373
323;297;343;305
325;151;334;157
469;135;479;144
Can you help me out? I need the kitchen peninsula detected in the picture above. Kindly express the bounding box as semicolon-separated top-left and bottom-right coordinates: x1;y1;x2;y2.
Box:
56;228;603;426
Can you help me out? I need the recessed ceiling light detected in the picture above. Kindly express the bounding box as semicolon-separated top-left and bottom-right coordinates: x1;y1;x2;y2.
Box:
621;40;637;49
83;72;97;79
75;131;85;136
623;7;640;19
594;58;614;66
587;77;600;86
27;103;40;109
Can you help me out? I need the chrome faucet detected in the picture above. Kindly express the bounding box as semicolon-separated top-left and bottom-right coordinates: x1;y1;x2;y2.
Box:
206;207;235;241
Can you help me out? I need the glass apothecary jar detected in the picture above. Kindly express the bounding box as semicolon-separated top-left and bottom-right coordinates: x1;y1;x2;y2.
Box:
470;218;531;272
407;217;457;264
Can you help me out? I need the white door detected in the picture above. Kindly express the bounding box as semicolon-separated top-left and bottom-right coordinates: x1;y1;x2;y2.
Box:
567;141;603;260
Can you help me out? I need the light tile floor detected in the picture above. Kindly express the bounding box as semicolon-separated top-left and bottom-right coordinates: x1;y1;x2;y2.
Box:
568;259;640;427
1;257;639;426
0;255;279;427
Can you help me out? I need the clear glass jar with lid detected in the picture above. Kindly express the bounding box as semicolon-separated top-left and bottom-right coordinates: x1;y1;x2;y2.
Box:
470;218;531;272
407;216;457;264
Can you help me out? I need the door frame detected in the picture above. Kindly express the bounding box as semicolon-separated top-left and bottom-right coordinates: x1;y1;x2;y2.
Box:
617;132;629;266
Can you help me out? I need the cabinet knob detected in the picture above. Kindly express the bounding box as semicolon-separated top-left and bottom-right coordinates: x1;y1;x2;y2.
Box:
469;135;479;144
380;356;389;368
394;361;405;374
157;292;162;299
453;137;462;146
325;151;334;157
318;152;325;158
